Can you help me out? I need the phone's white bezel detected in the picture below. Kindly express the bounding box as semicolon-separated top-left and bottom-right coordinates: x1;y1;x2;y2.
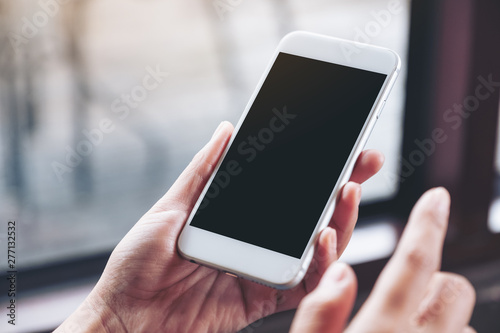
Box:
178;31;401;289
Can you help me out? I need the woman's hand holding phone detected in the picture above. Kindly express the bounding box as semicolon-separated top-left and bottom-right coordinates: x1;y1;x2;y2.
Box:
55;121;384;333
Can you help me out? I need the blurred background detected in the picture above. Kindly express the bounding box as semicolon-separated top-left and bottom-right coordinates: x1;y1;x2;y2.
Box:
0;0;499;332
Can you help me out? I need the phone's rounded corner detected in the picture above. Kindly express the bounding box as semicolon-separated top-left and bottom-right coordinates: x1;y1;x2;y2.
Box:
389;49;402;73
176;246;197;266
271;247;316;290
279;30;313;47
374;46;401;76
176;229;190;260
273;277;303;290
265;268;306;290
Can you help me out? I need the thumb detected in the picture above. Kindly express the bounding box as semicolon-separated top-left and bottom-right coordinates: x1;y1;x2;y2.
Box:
290;262;357;333
148;121;233;215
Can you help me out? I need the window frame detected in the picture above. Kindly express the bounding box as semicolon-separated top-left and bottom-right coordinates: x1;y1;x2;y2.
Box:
356;0;500;290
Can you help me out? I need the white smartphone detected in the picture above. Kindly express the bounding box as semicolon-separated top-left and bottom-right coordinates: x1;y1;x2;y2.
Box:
178;31;400;289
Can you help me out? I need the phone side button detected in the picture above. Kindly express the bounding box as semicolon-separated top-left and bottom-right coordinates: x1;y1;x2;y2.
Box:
376;100;387;119
224;272;238;278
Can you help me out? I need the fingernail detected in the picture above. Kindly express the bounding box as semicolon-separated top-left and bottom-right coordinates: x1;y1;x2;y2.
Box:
353;183;362;199
329;229;338;260
330;262;348;282
318;262;352;293
432;187;450;219
321;228;338;263
343;182;361;202
211;121;225;139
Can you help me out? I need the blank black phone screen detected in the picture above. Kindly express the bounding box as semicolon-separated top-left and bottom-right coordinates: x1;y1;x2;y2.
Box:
190;52;387;258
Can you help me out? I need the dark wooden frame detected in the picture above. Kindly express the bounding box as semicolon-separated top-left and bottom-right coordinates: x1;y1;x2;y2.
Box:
357;0;500;286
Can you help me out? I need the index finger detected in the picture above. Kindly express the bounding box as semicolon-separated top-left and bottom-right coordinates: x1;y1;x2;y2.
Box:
353;188;451;327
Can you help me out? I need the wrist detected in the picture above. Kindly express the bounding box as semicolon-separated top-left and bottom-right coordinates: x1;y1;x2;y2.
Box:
55;292;126;333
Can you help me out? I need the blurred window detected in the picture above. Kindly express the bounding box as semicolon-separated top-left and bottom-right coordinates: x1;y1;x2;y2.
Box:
0;0;409;270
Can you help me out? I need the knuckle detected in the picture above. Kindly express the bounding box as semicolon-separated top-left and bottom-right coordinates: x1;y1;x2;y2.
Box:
191;148;206;166
384;288;407;311
404;247;434;272
413;273;476;328
191;151;212;174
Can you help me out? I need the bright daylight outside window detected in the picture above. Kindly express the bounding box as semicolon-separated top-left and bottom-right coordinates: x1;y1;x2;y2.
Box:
0;0;409;270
